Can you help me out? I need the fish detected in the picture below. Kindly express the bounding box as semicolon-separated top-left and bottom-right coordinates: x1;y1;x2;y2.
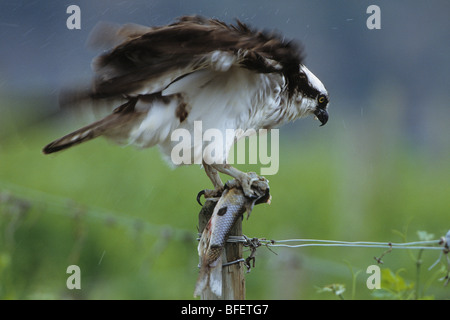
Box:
194;174;270;298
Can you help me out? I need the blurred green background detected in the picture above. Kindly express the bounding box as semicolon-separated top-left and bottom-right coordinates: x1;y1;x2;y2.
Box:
0;1;449;299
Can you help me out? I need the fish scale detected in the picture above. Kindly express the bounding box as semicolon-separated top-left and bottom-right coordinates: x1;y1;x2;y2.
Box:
204;188;247;265
195;176;270;297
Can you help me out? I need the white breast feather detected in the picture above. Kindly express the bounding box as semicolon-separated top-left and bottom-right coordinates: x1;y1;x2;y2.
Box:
131;65;286;166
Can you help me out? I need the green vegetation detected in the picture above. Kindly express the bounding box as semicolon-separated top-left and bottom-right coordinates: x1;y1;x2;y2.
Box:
0;96;449;299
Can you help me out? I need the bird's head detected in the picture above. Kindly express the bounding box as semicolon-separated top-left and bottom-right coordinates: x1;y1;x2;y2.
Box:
292;65;329;126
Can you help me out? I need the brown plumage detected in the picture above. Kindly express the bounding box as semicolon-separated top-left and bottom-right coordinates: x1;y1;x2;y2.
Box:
43;97;140;154
43;15;329;198
91;15;304;99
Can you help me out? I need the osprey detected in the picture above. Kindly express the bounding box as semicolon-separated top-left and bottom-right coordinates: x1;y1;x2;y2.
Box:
43;16;329;197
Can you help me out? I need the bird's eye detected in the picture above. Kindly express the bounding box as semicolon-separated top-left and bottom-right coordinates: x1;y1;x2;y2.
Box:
318;95;328;106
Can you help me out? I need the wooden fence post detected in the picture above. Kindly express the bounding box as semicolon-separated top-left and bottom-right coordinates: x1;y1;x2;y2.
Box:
198;199;245;300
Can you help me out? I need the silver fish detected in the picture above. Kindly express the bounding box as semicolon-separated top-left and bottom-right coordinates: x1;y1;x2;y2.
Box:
194;175;270;297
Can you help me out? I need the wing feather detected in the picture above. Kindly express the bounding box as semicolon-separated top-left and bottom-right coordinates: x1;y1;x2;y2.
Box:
90;16;304;99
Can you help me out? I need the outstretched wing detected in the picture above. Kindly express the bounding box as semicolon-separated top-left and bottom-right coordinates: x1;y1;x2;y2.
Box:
45;16;306;155
90;16;304;99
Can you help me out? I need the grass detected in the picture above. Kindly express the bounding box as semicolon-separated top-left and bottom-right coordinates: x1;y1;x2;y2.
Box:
0;96;449;299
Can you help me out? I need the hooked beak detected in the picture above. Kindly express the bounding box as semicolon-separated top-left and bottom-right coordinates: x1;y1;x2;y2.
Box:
314;109;329;126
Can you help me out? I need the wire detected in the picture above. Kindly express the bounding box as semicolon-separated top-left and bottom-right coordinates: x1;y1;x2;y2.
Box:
225;235;447;251
0;180;192;240
2;180;449;254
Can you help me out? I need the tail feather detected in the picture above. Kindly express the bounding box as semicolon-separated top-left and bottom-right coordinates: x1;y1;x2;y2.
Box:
43;97;138;154
42;120;105;154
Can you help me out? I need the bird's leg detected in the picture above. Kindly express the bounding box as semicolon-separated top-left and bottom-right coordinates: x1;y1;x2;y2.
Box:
201;162;225;199
210;163;263;198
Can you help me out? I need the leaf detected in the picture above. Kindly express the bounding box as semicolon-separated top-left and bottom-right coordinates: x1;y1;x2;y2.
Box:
372;268;415;300
371;288;397;300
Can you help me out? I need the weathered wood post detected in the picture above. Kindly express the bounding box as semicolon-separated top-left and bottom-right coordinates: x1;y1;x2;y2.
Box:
195;176;270;300
198;199;245;300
